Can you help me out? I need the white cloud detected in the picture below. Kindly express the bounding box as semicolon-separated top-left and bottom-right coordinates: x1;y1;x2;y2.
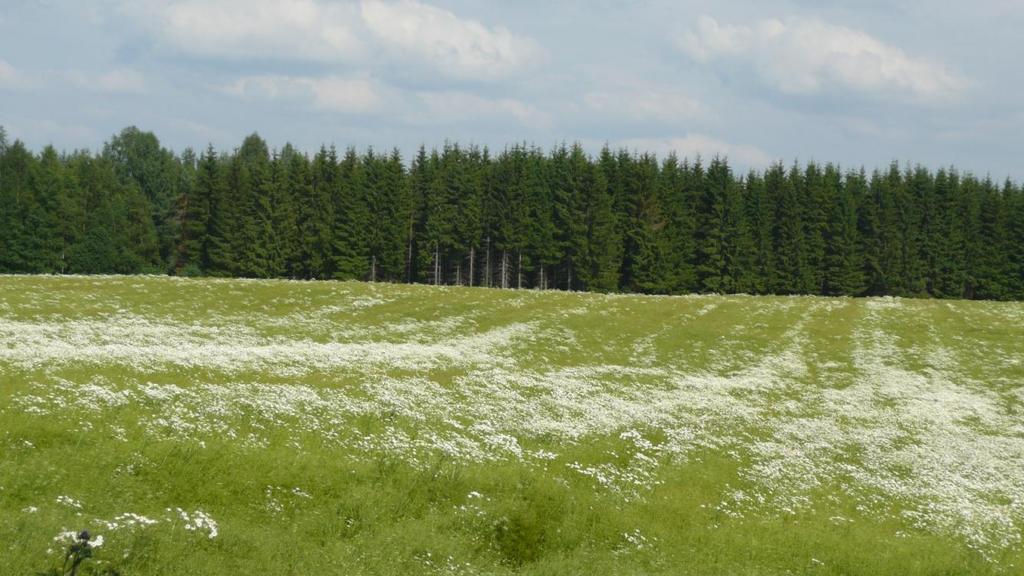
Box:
65;69;146;94
582;89;705;123
415;90;547;125
95;69;146;93
0;59;26;89
17;119;98;146
679;15;967;103
619;135;774;168
0;61;143;94
168;119;234;144
225;75;385;114
361;0;543;79
125;0;364;62
122;0;542;80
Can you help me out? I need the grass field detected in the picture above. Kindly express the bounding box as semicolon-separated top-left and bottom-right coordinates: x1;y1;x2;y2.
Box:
2;275;1024;575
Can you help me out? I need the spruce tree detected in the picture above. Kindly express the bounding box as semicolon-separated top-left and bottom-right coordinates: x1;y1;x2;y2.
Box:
578;152;620;292
824;168;866;295
742;170;774;294
103;127;178;270
526;147;558;288
0;140;35;272
333;147;370;280
455;146;485;286
659;154;697;293
27;146;66;272
620;153;667;293
174;147;208;275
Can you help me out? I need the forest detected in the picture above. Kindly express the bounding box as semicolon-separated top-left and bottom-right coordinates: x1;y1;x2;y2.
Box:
0;126;1021;300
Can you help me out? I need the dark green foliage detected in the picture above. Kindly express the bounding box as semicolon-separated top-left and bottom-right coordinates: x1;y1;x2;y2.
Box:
577;149;620;292
0;140;40;271
333;147;370;280
0;124;1021;299
365;149;411;282
301;146;338;279
103;127;180;269
660;154;697;293
824;169;867;295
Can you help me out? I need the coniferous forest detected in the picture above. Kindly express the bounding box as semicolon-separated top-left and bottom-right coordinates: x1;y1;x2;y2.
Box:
1;126;1022;300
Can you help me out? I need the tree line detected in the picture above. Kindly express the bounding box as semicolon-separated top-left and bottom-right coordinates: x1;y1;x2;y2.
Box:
1;126;1022;300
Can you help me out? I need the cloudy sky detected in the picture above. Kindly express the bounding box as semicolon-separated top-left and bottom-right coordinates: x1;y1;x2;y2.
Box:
1;0;1021;177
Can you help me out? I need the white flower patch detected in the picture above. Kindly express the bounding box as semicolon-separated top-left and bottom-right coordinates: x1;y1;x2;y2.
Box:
56;495;82;509
171;508;219;539
566;457;662;501
0;316;535;375
52;530;79;544
264;485;313;515
99;512;160;531
7;279;1024;560
618;528;651;549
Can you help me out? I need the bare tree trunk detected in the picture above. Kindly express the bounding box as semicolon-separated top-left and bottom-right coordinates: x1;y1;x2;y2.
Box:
456;262;461;286
501;250;508;289
434;242;440;286
406;219;414;283
485;237;491;287
517;251;523;289
567;264;572;291
371;254;376;282
469;246;475;287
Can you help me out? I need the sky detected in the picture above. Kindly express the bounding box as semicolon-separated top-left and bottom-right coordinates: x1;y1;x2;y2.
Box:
0;0;1022;178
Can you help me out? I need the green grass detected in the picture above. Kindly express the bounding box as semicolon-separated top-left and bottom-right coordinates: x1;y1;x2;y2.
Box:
2;275;1023;575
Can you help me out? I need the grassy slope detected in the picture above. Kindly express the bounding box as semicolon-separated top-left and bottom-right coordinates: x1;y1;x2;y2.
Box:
1;276;1023;575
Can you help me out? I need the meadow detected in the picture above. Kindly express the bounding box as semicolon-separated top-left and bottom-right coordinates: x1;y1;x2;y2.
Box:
2;275;1023;575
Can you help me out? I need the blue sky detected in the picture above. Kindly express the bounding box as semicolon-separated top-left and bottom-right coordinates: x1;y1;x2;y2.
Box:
1;0;1021;178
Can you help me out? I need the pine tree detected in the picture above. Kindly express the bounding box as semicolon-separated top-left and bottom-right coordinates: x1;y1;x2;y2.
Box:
303;146;338;279
4;126;1024;301
824;168;866;295
103;127;178;271
207;152;246;276
27;146;66;272
659;154;698;293
274;145;302;277
237;136;275;277
769;163;808;294
742;170;774;294
408;146;432;283
696;157;730;292
489;146;532;288
577;152;620;292
1007;183;1024;299
549;144;590;290
593;146;626;290
175;147;208;275
971;178;1011;299
0;140;35;271
898;165;929;296
928;168;967;298
65;154;122;273
803;162;830;293
115;180;161;273
525;147;558;288
333;147;370;280
455;146;485;286
723;166;756;293
364;148;410;282
621;153;667;293
695;157;752;293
